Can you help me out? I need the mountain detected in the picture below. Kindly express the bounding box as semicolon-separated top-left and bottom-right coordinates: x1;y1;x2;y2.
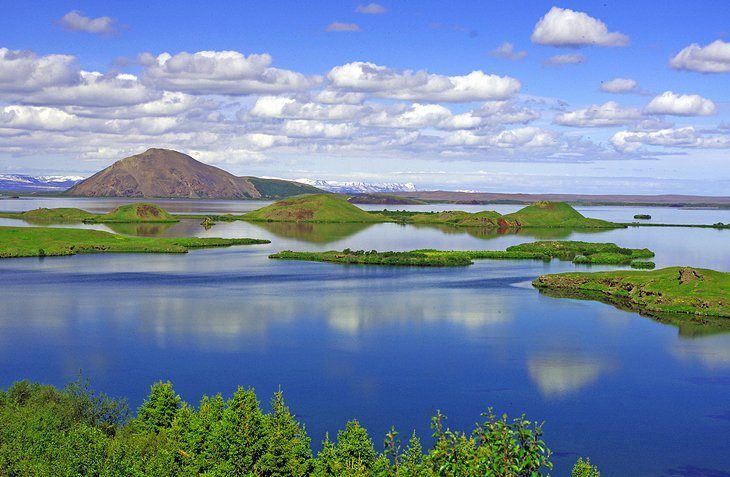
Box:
295;178;416;194
66;148;321;199
0;174;83;192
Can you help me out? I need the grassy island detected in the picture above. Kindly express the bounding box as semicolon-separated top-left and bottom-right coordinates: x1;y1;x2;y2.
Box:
243;194;385;223
0;203;180;224
270;241;655;268
533;267;730;329
0;226;269;258
633;214;652;220
85;203;178;223
242;194;623;229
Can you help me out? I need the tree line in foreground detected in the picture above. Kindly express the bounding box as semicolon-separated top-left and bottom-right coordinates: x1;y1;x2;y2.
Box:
0;379;600;476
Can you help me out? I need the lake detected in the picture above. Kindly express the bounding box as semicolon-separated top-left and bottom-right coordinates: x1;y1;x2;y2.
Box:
0;197;729;476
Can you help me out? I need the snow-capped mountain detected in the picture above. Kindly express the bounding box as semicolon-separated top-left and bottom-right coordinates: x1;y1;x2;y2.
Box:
295;179;417;194
0;174;84;192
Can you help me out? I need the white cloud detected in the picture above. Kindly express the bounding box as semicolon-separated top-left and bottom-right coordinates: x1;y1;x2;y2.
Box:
248;96;361;120
24;72;157;107
531;7;629;47
355;3;386;14
0;105;79;131
670;40;730;73
0;48;77;93
611;127;730;152
141;50;320;95
554;101;642;127
282;120;357;138
472;101;540;124
444;127;556;148
326;22;361;32
600;77;638;94
489;42;527;60
543;53;585;66
327;61;520;102
58;11;120;36
644;91;716;116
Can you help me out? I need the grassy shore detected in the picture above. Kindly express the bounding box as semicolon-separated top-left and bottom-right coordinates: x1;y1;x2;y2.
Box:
0;226;269;258
269;241;655;268
533;267;730;329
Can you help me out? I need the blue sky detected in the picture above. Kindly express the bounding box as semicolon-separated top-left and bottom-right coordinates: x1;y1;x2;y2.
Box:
1;0;729;194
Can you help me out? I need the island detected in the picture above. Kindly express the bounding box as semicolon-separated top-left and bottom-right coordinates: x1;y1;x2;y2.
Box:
269;241;655;268
241;194;624;229
533;267;730;330
0;226;269;258
0;203;179;224
633;214;652;219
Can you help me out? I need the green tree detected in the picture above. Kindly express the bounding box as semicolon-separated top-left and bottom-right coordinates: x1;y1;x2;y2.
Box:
572;457;600;477
334;420;377;476
137;381;181;433
214;386;265;475
257;390;313;477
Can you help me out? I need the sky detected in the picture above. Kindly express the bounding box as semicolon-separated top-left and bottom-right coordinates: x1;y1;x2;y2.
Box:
0;0;729;194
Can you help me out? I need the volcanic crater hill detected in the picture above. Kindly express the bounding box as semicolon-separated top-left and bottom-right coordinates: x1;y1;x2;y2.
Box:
66;148;322;199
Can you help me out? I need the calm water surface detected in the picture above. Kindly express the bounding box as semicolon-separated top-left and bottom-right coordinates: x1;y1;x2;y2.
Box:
1;198;729;476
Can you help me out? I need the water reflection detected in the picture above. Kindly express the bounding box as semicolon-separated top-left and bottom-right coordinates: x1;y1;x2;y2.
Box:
527;353;614;398
671;335;730;369
251;221;374;244
105;222;175;236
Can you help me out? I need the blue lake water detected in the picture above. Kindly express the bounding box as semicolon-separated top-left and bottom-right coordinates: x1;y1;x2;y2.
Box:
1;198;729;476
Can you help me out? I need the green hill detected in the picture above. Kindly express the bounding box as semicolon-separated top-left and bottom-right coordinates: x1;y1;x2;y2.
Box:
88;203;178;223
502;201;618;228
0;207;97;223
243;194;386;223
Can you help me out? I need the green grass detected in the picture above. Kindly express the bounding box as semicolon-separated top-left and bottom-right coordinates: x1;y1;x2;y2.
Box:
0;208;97;223
0;226;269;258
243;194;386;223
243;197;623;228
268;241;653;268
533;267;730;322
86;203;178;223
507;240;654;266
501;201;618;228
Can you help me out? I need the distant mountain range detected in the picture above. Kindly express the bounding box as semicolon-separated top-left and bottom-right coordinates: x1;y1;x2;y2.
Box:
295;179;417;194
66;149;321;199
0;174;83;192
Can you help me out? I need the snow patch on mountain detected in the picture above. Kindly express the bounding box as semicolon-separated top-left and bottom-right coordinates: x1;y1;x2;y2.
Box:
0;174;84;191
295;179;417;194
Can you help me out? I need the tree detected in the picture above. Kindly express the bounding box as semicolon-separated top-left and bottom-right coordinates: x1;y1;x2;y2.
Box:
214;386;265;475
137;381;181;433
572;457;600;477
257;390;313;477
334;420;377;475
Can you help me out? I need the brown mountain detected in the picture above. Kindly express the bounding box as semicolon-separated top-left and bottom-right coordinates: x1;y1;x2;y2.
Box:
66;148;322;199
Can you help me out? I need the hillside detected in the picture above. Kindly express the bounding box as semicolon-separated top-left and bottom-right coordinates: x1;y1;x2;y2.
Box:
66;148;321;199
501;201;618;228
87;203;178;223
243;194;386;223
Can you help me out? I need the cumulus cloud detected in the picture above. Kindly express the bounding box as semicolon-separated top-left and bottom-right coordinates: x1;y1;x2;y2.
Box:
444;127;556;148
543;53;585;66
327;61;520;102
489;42;527;60
600;77;638;94
58;10;120;36
472;101;540;124
326;22;361;32
531;7;629;47
644;91;716;116
355;3;386;14
248;96;361;121
0;48;77;93
141;50;320;95
554;101;642;127
670;40;730;73
611;127;730;152
282;120;357;138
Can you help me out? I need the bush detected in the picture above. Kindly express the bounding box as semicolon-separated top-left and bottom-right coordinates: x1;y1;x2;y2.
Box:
572;457;600;476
